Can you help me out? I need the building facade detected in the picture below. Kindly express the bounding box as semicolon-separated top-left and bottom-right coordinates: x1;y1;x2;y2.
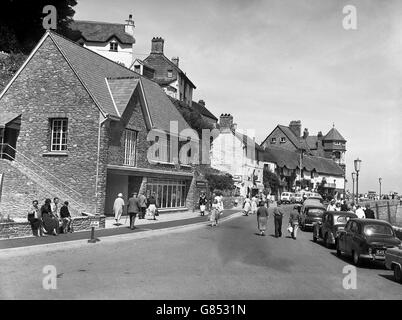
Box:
67;15;136;68
0;31;202;218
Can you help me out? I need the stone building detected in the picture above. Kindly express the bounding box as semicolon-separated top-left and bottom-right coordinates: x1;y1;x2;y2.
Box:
67;15;136;68
0;31;204;218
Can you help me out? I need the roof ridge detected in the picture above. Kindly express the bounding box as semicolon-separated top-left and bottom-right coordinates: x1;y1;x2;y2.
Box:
72;20;125;26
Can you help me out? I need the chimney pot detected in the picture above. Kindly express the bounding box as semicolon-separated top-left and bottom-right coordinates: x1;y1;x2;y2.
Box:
151;37;164;54
198;100;205;106
171;56;179;67
289;120;301;138
219;113;233;130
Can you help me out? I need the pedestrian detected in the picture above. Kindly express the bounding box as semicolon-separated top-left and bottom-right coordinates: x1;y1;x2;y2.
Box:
127;192;140;229
334;202;341;211
288;206;300;240
60;201;73;233
256;200;269;236
27;200;43;237
199;192;207;216
41;198;59;236
251;195;258;215
147;192;158;220
326;199;336;211
113;193;125;225
340;200;349;212
243;196;251;216
364;204;375;219
138;192;147;219
215;192;224;214
210;199;219;226
273;202;284;238
355;204;366;219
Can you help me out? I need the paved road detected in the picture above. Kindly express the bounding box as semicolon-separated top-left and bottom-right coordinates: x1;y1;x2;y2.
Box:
0;205;400;299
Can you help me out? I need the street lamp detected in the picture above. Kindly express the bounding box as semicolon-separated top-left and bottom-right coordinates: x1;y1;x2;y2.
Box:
379;177;382;199
354;158;362;204
351;172;355;202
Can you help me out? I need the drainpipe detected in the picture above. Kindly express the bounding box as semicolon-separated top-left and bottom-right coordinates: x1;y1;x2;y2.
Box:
95;114;109;214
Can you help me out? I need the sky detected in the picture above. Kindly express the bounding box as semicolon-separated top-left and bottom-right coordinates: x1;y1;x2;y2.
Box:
74;0;402;194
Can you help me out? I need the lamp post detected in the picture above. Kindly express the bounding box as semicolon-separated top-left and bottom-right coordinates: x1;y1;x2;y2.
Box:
379;177;382;199
351;172;356;203
354;158;362;204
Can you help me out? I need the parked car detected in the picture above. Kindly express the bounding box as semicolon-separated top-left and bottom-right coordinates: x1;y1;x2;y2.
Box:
280;192;294;204
337;219;401;266
294;192;303;203
385;246;402;283
313;211;357;248
299;200;326;231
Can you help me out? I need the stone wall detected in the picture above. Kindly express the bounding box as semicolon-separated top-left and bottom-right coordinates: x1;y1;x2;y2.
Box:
0;215;105;239
360;200;400;226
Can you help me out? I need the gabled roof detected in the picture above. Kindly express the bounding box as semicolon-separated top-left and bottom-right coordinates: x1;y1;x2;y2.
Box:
234;131;265;153
323;127;346;142
191;101;217;121
262;146;344;176
277;125;302;148
304;136;318;150
0;31;190;134
68;20;135;44
144;53;196;89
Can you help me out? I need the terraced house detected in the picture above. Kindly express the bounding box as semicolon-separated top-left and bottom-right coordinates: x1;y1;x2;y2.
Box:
0;30;204;218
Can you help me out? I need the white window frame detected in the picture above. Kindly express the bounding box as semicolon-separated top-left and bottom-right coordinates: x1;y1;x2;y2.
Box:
280;137;286;143
123;129;137;166
271;137;276;143
50;118;68;152
167;70;173;78
109;42;118;52
146;179;187;209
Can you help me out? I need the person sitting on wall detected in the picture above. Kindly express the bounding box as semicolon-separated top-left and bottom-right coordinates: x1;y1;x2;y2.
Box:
364;204;375;219
41;198;59;236
27;200;43;237
60;201;73;233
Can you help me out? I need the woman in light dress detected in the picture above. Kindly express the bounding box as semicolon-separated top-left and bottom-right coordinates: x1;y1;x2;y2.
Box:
243;196;251;216
210;199;220;226
251;196;258;215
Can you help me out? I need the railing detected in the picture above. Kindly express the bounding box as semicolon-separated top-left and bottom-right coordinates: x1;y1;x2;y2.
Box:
0;143;86;212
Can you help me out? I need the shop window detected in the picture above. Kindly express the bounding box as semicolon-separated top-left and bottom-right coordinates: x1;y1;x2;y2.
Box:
146;178;187;209
50;118;68;151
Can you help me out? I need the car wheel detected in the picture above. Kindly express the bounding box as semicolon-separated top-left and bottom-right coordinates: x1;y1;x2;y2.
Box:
352;250;361;266
336;247;342;257
394;264;402;283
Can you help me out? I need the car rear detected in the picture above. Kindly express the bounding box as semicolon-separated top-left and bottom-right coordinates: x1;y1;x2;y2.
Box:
304;207;325;228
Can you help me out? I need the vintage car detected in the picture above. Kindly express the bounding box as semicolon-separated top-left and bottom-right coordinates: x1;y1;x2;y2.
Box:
337;219;401;266
299;200;326;231
313;211;357;248
385;245;402;283
280;192;294;204
294;192;303;203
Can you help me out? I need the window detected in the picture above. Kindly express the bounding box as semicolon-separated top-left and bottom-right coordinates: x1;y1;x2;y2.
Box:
167;70;173;78
271;137;276;144
109;42;118;52
123;129;137;166
280;137;286;143
146;179;187;209
334;141;341;145
50;118;68;151
134;65;141;73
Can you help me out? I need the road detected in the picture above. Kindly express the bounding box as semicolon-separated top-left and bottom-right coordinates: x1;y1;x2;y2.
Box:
0;205;401;299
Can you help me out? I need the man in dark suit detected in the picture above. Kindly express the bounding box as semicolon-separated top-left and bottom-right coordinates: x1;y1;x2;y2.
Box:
127;192;141;230
364;204;376;219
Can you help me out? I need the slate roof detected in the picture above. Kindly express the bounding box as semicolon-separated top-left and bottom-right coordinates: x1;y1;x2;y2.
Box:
107;77;139;117
262;146;344;176
277;125;302;149
68;20;135;44
305;136;318;149
323;127;346;142
234;131;265;153
191;101;217;121
47;31;189;133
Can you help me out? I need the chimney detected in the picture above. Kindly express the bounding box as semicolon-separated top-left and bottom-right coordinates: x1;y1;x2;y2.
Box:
124;14;135;37
198;99;205;106
289;120;301;138
303;128;309;139
317;131;323;140
171;57;179;67
231;123;237;131
219;113;233;131
151;37;164;54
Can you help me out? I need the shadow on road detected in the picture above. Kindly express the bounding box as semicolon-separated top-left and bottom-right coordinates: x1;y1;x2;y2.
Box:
329;252;387;270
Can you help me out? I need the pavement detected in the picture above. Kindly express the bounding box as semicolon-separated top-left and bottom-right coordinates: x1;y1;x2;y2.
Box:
0;208;239;250
1;204;401;299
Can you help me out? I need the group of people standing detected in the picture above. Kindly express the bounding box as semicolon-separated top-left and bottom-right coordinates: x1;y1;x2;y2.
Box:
113;192;159;229
27;197;73;237
198;192;224;227
326;199;376;219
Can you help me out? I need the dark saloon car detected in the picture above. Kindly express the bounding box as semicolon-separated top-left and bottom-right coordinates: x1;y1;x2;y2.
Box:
313;211;357;248
336;219;401;266
299;200;326;231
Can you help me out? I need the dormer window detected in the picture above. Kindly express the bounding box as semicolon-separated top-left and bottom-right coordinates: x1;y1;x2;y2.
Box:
167;70;173;78
109;42;118;52
280;137;286;143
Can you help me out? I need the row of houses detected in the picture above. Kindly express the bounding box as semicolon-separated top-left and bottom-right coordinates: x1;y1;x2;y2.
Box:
0;14;347;218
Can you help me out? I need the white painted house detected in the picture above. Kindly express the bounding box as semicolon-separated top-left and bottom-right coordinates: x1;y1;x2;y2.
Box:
210;114;266;197
67;15;136;68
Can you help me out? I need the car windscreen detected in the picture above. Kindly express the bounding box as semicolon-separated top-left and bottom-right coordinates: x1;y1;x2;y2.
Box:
364;225;394;236
336;215;354;224
307;208;325;217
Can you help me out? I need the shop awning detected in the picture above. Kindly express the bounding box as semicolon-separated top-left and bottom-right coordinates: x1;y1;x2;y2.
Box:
0;112;21;129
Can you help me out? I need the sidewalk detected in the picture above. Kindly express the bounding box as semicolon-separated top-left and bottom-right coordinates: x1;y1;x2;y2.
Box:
0;209;240;250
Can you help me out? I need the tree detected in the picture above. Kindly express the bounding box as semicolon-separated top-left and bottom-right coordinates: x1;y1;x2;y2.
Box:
263;169;280;195
0;0;78;54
